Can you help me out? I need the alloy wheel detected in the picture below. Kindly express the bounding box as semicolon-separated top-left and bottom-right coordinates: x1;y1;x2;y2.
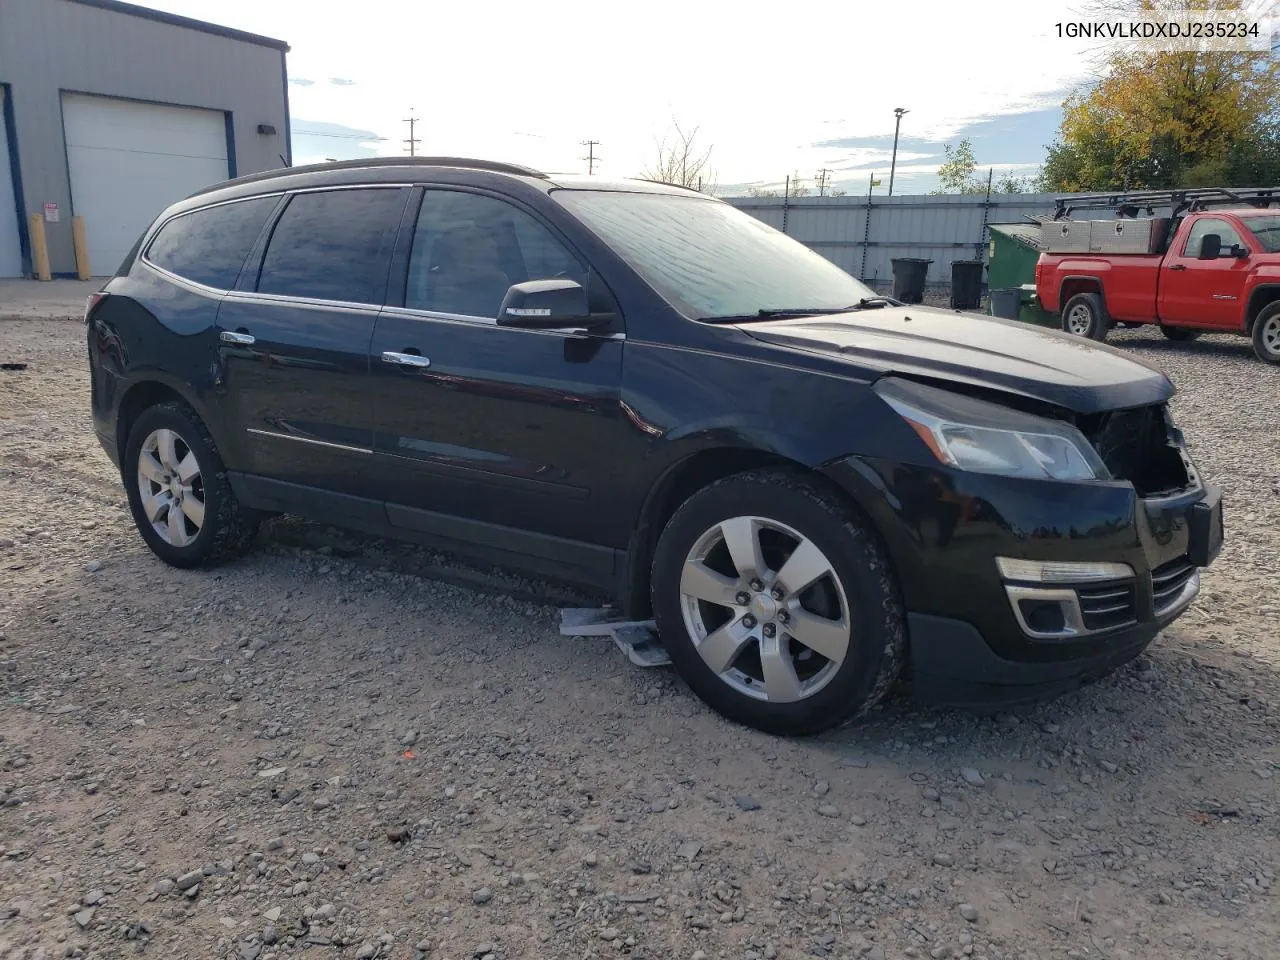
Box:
136;428;205;547
678;515;851;703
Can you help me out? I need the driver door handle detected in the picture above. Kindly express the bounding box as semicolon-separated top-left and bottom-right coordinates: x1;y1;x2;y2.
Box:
381;350;431;368
220;330;256;345
1169;264;1187;271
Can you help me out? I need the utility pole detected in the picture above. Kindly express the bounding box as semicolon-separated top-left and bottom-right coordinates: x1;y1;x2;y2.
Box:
888;107;908;197
580;139;600;175
815;168;832;196
403;110;420;157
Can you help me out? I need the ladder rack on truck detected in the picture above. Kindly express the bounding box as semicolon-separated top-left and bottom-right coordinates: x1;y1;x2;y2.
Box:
1053;187;1280;221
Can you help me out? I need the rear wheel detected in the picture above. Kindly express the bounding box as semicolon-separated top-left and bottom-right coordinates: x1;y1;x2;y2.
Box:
1061;292;1108;342
1160;326;1201;342
123;400;259;568
650;469;906;736
1252;303;1280;364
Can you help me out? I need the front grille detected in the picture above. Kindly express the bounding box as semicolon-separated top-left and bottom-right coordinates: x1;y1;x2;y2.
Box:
1077;581;1137;631
1077;403;1193;497
1152;556;1196;615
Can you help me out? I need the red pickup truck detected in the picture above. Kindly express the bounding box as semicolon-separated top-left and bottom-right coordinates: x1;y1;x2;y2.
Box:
1036;209;1280;364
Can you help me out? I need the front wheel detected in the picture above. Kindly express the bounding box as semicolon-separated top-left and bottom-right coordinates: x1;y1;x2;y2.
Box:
650;469;906;736
1252;303;1280;364
1160;326;1201;342
1061;292;1109;342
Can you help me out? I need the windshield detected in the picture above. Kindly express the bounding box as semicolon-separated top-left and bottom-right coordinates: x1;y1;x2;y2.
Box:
553;189;877;320
1240;215;1280;253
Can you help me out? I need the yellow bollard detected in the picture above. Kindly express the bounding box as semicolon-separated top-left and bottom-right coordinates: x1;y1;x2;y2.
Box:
28;213;51;281
72;215;91;280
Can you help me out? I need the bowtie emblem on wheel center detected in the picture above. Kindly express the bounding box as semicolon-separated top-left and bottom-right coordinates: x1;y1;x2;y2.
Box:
749;593;778;622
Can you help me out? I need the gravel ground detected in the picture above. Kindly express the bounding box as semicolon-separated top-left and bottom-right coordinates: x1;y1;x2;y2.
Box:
1;306;1277;960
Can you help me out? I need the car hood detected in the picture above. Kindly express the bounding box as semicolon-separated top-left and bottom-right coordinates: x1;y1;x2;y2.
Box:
739;306;1173;414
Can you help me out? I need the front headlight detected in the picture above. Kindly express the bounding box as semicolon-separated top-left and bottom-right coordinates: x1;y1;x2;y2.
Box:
874;378;1109;482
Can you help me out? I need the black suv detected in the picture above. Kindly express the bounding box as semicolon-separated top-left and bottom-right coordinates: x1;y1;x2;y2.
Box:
87;157;1224;735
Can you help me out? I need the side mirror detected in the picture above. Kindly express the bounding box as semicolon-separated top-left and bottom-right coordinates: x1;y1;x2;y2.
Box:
1231;243;1250;259
1199;234;1222;260
497;279;593;328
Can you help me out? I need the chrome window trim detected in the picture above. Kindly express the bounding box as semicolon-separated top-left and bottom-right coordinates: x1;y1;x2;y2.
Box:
138;258;227;298
222;289;383;314
379;305;625;340
245;428;371;455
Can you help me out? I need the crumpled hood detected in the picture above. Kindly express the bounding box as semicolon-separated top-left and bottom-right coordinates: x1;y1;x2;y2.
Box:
739;306;1174;414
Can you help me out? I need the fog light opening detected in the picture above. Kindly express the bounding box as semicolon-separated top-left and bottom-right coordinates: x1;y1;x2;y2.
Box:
1018;598;1067;635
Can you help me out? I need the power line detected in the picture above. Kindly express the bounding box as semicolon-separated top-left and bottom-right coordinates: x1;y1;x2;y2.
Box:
815;168;832;196
580;139;600;175
404;112;419;160
293;130;387;141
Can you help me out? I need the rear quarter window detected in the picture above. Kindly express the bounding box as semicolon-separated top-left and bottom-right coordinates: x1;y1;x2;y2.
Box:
145;197;278;289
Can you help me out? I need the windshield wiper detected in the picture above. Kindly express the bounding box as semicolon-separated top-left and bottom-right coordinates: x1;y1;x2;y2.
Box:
848;296;901;309
702;306;855;323
702;297;903;323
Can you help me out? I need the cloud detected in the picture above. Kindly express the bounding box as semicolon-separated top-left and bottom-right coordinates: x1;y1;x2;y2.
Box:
289;77;315;87
328;78;355;86
291;119;384;163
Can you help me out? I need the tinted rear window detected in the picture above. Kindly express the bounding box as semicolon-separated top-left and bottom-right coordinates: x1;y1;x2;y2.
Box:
145;197;277;289
256;188;406;304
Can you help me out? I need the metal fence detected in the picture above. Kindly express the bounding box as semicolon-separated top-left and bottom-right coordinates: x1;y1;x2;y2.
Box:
724;191;1120;293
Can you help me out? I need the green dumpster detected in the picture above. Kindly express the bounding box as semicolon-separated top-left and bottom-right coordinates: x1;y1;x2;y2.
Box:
987;223;1058;327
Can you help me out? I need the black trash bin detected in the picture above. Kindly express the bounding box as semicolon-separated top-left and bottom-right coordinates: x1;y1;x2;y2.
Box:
950;259;984;310
890;257;932;304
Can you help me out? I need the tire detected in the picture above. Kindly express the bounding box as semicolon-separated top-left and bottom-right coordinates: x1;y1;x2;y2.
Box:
1160;326;1201;342
1252;302;1280;365
650;468;906;736
1061;291;1108;342
122;400;259;568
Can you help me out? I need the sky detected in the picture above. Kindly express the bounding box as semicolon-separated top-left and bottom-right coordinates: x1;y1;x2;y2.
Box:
133;0;1275;195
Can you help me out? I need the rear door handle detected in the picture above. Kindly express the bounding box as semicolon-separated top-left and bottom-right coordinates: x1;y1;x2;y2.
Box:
381;350;431;368
220;330;256;345
1169;264;1187;271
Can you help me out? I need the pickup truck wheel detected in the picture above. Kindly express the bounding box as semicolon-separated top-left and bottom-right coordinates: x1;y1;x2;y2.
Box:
1160;326;1201;342
650;469;906;737
1252;303;1280;364
1061;292;1108;342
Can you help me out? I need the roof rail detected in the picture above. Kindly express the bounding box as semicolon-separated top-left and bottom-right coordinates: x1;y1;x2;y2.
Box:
631;176;703;194
190;156;547;198
1052;186;1280;220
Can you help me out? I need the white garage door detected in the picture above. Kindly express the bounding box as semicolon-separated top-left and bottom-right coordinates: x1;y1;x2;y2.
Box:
0;87;22;278
62;93;229;276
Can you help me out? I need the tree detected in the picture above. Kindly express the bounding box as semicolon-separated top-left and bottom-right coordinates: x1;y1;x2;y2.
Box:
1038;0;1279;190
995;173;1033;194
932;138;986;194
643;120;716;192
745;185;780;198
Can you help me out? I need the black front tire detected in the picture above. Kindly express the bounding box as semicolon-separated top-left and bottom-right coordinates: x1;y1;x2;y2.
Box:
1061;291;1109;342
1252;302;1280;365
122;400;259;568
650;468;906;737
1160;326;1201;342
